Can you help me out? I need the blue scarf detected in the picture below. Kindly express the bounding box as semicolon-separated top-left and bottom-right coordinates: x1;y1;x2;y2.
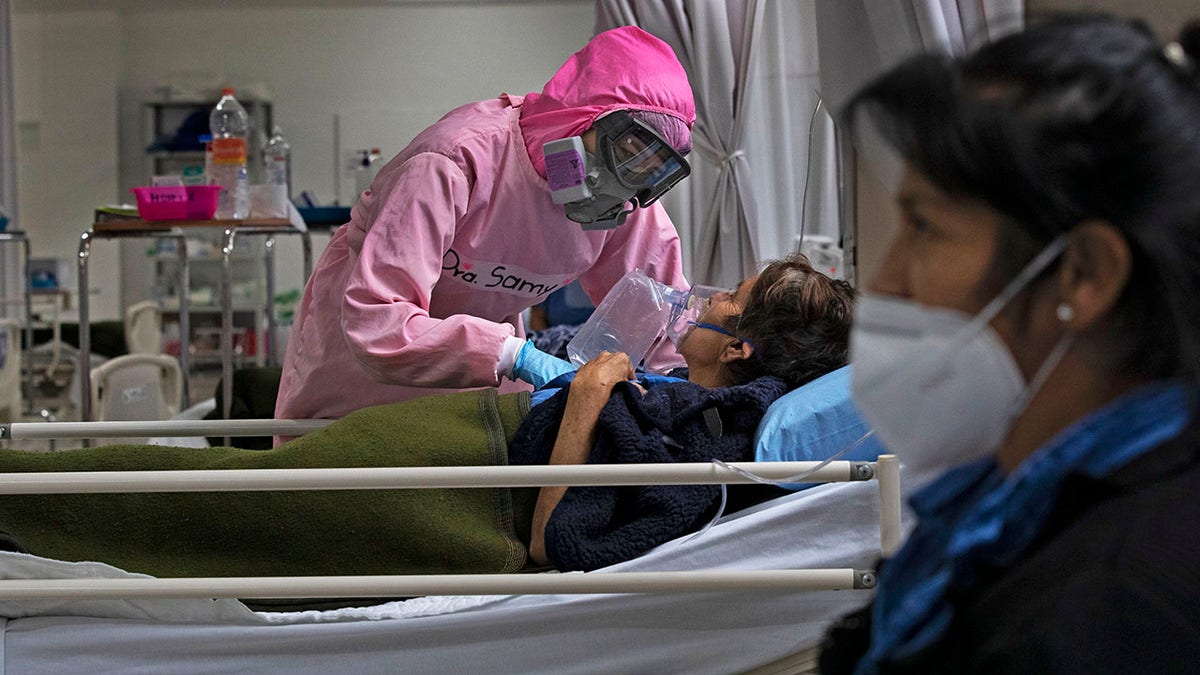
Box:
857;381;1194;673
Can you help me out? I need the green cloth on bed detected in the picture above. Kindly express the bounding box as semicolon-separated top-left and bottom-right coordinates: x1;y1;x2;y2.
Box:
0;389;537;579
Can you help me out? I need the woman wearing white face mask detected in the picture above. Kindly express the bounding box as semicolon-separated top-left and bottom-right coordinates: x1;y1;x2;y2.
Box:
820;13;1200;675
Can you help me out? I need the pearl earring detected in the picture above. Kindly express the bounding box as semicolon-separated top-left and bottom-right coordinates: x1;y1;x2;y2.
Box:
1056;303;1074;322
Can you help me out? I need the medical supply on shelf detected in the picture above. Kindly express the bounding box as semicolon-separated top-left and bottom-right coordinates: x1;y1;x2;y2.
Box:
797;234;845;280
130;185;221;221
263;125;291;198
566;268;689;368
249;184;289;219
209;88;250;219
181;164;206;186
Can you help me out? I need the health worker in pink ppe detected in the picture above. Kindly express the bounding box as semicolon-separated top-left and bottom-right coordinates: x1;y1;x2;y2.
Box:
275;26;696;423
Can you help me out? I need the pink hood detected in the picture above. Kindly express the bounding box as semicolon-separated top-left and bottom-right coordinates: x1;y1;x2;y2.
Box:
519;26;696;177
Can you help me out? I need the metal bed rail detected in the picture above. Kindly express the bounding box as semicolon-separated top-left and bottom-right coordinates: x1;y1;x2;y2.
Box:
0;418;331;440
0;456;902;599
0;460;876;492
0;569;878;600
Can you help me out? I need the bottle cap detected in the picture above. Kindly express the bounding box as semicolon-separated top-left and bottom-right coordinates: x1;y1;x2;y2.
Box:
221;87;235;96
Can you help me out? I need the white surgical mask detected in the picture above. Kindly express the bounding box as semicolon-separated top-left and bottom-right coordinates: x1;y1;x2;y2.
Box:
850;237;1072;477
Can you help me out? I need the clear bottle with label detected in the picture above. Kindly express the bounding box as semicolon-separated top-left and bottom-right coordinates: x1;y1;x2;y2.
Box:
566;269;688;369
263;125;291;198
208;88;250;219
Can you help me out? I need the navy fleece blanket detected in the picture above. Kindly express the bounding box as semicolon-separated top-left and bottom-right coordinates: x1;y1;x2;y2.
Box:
509;376;789;571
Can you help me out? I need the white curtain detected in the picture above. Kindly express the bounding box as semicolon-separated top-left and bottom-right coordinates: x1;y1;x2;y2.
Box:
750;1;841;264
0;0;17;320
593;1;1022;287
595;1;849;285
817;0;1023;118
814;0;1023;283
596;0;769;287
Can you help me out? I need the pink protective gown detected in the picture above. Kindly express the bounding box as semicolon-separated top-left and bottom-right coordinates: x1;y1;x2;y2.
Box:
275;27;695;422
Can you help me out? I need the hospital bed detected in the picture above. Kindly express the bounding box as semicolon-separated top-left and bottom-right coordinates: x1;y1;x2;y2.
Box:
0;369;903;673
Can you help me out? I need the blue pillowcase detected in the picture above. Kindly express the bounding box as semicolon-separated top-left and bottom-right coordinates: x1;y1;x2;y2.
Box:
753;365;883;466
533;365;881;479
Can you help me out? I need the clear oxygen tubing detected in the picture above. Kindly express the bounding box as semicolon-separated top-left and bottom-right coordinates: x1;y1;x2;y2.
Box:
798;94;824;246
687;430;878;543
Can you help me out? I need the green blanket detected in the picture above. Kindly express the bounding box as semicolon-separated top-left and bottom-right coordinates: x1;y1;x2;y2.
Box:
0;389;537;579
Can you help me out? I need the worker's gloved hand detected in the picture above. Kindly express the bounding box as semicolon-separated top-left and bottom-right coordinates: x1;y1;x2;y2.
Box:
511;341;576;389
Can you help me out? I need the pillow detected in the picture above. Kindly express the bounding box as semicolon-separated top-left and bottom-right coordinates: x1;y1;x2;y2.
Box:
753;365;884;466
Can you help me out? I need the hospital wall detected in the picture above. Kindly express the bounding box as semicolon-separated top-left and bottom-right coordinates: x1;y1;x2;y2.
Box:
16;1;1195;321
851;0;1197;287
12;1;594;322
12;9;121;320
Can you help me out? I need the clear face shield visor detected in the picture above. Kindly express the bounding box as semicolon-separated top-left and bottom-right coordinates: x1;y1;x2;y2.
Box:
593;112;691;207
544;111;691;230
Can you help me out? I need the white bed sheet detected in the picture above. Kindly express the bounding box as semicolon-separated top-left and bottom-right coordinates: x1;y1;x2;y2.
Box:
0;477;905;674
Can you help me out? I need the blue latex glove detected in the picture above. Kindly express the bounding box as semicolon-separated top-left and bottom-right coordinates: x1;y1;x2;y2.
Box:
512;341;576;389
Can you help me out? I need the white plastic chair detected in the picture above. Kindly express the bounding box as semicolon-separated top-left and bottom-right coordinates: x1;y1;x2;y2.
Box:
0;319;22;422
124;300;162;355
89;354;182;443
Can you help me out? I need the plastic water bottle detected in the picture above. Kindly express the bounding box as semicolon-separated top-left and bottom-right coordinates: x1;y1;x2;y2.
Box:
263;125;291;198
209;88;250;219
566;269;688;369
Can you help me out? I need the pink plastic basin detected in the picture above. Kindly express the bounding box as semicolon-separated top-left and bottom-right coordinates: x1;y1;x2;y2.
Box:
131;185;222;221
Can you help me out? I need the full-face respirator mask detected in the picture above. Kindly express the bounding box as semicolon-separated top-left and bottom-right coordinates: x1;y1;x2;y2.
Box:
543;111;691;230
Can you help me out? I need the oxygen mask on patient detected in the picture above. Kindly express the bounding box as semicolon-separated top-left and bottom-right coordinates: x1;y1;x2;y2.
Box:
664;285;731;347
565;268;725;370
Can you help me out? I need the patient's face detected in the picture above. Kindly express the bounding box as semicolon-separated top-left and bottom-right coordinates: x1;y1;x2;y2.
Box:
678;274;759;385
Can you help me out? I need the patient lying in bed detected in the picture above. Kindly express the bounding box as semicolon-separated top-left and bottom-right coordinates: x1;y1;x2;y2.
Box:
0;254;857;581
511;253;857;570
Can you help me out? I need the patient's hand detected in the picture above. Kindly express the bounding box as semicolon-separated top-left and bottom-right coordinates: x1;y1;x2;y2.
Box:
532;351;635;567
573;351;636;400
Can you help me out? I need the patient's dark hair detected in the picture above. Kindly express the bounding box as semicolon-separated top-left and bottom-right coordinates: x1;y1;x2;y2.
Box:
844;13;1200;384
720;253;854;389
